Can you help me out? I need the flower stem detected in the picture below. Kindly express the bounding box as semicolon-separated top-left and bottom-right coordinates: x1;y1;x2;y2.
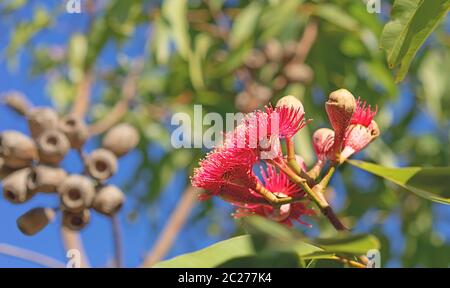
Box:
270;161;347;231
254;182;305;207
285;137;315;185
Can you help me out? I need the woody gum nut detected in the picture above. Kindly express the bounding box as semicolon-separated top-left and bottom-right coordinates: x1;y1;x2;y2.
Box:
102;123;140;157
2;168;35;204
2;91;30;116
58;175;95;212
0;130;37;169
27;107;59;139
93;185;125;216
27;165;68;193
86;149;118;181
264;40;283;62
0;157;17;180
283;63;314;84
276;95;304;114
62;209;90;231
17;208;55;236
36;129;70;165
58;115;88;149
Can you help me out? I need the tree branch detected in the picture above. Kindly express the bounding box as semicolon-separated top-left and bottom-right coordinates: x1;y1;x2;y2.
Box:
61;227;90;268
0;243;65;268
71;71;93;118
111;215;123;268
140;186;200;267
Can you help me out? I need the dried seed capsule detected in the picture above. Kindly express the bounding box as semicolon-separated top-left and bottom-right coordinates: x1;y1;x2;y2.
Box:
62;209;90;231
244;49;266;69
283;62;314;84
102;123;140;157
58;175;95;212
93;185;125;216
36;129;70;165
0;157;15;180
27;107;59;139
2;91;30;116
58;115;88;149
0;130;37;169
264;40;283;62
86;149;118;181
235;91;259;113
27;165;68;193
17;208;55;236
2;168;35;204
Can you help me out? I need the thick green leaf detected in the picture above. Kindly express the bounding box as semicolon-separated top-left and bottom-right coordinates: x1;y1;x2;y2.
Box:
348;160;450;205
229;2;262;48
153;235;256;268
162;0;191;59
380;0;450;82
314;234;380;255
313;4;359;32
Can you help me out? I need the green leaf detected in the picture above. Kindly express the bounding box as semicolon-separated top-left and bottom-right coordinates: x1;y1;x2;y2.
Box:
162;0;191;59
153;235;256;268
314;234;380;255
380;0;450;82
313;4;359;32
229;2;262;48
188;34;211;90
348;160;450;205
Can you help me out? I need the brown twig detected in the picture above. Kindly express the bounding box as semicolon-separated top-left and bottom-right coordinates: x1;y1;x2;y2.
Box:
71;71;93;118
0;243;66;268
111;215;123;268
292;19;319;64
140;186;200;267
89;62;143;136
60;227;90;268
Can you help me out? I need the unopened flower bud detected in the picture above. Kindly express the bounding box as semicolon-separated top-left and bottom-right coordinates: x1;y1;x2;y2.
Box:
2;91;30;116
62;209;90;231
276;95;304;114
58;175;95;212
27;165;68;193
325;89;356;154
0;130;37;169
17;208;55;236
2;168;35;204
58;115;88;149
86;149;118;181
93;185;125;216
102;124;140;157
27;107;59;139
36;129;70;165
312;128;335;160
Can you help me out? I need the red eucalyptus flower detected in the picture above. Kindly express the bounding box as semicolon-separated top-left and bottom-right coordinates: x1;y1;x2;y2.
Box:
341;99;380;162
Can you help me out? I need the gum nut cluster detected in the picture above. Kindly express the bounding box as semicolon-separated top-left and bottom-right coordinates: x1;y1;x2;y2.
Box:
0;91;140;236
192;89;379;226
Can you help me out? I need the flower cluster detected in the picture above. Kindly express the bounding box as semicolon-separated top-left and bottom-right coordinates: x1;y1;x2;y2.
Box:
192;89;379;227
